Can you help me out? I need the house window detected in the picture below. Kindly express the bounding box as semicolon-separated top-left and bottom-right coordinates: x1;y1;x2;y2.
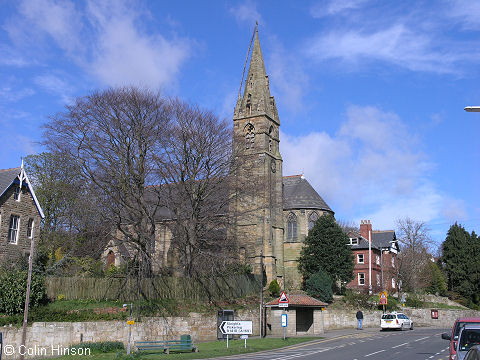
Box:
391;257;395;268
357;254;364;264
376;273;381;286
13;186;21;201
27;218;34;239
308;212;319;230
392;277;396;288
376;255;380;265
350;238;358;245
287;212;297;241
245;124;255;149
8;215;20;244
358;273;365;286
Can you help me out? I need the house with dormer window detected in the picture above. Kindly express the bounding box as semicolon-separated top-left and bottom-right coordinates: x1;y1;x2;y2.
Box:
0;163;44;262
346;220;399;292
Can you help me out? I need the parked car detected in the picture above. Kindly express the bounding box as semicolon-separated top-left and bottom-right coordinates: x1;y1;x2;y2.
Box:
464;345;480;360
380;312;413;330
441;318;480;360
455;325;480;360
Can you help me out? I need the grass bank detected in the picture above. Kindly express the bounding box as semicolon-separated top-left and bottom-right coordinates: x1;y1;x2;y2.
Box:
55;337;317;360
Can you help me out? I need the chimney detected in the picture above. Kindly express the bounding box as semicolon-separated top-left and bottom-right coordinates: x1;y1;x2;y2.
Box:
360;220;372;241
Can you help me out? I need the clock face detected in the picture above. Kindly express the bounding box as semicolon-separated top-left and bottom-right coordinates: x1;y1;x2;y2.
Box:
271;159;276;173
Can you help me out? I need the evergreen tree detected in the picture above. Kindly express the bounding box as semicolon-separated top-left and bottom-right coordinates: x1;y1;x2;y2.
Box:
441;223;475;302
305;269;333;302
426;262;447;296
298;214;354;290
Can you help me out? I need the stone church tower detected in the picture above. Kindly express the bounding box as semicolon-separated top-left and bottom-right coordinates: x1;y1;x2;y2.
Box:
230;27;284;284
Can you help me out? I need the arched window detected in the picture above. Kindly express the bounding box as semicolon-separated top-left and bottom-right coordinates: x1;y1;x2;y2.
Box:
308;212;319;230
245;123;255;149
287;212;297;241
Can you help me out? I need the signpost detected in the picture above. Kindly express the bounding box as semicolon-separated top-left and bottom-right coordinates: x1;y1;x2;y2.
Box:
278;292;289;308
281;314;287;340
219;321;253;349
379;291;388;313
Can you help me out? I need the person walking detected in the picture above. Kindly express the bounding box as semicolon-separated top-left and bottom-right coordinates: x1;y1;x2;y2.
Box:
356;310;364;330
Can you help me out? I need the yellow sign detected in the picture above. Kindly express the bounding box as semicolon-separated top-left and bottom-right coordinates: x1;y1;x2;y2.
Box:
321;308;325;311
127;320;135;325
379;291;388;305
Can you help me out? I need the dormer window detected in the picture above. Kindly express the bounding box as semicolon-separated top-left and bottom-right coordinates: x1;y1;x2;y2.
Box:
13;185;21;201
350;237;358;245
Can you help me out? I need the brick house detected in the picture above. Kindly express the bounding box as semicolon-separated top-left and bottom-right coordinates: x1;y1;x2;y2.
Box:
0;164;44;262
346;220;399;293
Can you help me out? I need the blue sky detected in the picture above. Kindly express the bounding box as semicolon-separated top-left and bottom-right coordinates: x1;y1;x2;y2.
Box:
1;0;479;246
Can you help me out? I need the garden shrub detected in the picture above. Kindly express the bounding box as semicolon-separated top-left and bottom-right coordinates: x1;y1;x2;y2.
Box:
268;280;281;297
406;293;424;308
70;341;124;353
0;269;47;315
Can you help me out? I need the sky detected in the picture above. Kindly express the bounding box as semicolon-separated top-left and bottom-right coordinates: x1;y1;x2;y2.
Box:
1;0;479;246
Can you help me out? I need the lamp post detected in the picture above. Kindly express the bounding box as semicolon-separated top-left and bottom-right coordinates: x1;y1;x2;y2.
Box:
464;106;480;112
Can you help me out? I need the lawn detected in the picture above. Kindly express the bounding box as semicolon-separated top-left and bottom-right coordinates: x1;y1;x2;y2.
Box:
56;337;318;360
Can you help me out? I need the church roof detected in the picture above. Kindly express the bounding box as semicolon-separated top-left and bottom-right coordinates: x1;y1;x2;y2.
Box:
0;167;21;197
282;175;333;213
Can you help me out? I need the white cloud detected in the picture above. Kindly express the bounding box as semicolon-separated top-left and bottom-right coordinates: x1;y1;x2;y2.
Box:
447;0;480;30
34;74;74;103
305;24;463;74
0;87;35;102
310;0;369;18
229;1;263;26
86;1;190;88
6;0;192;90
281;105;443;229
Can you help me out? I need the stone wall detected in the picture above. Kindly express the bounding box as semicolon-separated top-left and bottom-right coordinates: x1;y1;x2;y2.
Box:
2;307;479;359
0;310;259;359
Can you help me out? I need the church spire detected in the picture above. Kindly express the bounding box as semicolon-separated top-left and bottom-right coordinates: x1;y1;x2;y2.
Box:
234;26;279;123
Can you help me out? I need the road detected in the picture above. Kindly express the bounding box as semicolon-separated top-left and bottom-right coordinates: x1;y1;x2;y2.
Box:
218;328;449;360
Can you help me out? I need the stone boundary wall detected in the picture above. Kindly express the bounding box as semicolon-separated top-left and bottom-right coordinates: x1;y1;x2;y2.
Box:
321;308;480;329
1;308;479;359
1;310;258;359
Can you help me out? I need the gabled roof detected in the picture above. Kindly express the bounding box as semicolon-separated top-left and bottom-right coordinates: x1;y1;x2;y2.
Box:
348;230;398;251
282;175;333;213
266;293;328;307
0;165;45;219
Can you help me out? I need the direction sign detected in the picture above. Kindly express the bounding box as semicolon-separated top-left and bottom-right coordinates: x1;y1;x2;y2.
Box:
379;291;388;305
219;321;253;335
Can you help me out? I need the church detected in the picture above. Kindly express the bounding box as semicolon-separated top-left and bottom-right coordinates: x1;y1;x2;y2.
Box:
103;27;333;289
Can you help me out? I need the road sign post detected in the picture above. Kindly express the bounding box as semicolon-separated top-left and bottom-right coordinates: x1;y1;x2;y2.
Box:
219;321;253;349
281;314;287;340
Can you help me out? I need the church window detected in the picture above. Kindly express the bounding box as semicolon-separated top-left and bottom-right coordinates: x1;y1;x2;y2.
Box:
269;138;272;152
287;212;297;241
245;123;255;149
308;212;319;230
246;93;252;114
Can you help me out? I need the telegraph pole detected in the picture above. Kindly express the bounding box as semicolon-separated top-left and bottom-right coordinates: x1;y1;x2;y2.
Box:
20;230;35;360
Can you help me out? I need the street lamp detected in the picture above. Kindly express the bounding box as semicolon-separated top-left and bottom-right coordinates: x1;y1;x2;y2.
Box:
464;106;480;112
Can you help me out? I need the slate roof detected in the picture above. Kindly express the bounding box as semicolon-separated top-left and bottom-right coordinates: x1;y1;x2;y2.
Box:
0;166;45;219
266;293;328;307
282;175;333;213
0;167;21;198
349;230;398;251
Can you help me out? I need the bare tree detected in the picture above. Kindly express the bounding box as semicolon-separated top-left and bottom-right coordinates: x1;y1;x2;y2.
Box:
396;217;433;291
44;87;170;277
155;99;236;277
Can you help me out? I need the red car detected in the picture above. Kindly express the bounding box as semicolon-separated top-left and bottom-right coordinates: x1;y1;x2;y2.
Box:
442;318;480;360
